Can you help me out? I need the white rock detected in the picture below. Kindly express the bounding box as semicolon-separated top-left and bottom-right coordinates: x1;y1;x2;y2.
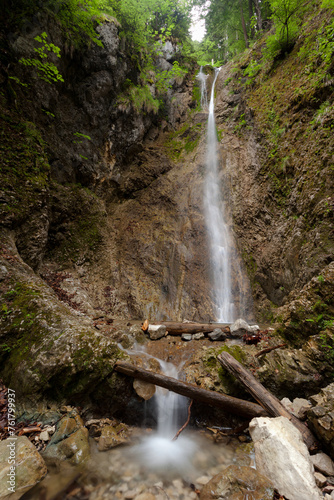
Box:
193;332;205;340
248;324;260;332
230;318;251;337
148;324;167;340
39;430;50;441
311;452;334;476
249;416;323;500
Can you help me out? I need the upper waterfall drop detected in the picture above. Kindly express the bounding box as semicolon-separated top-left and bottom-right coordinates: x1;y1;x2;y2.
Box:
196;66;209;110
203;67;235;323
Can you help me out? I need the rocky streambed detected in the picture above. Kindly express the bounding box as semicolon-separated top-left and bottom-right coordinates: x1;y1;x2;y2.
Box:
1;325;334;500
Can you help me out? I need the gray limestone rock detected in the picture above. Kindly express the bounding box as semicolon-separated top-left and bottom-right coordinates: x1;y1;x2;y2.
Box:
208;328;227;341
181;334;193;341
311;452;334;476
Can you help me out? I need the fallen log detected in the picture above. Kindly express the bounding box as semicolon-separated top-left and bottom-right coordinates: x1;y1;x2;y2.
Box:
114;360;268;419
217;352;318;451
142;320;230;335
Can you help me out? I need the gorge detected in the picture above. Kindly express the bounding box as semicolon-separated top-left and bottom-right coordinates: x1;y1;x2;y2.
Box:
0;0;334;498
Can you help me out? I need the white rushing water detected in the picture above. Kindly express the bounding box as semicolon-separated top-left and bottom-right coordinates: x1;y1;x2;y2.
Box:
119;341;198;476
196;66;208;109
203;68;235;323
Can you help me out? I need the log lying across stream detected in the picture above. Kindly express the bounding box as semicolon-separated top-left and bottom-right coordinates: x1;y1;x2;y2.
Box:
114;361;267;419
217;352;318;451
143;321;230;335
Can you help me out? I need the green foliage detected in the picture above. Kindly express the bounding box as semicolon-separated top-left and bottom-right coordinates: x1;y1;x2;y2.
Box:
73;132;92;143
320;331;334;365
266;0;301;55
117;84;160;114
19;32;64;84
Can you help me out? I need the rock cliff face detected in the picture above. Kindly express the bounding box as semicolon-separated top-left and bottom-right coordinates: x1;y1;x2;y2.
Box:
1;8;333;408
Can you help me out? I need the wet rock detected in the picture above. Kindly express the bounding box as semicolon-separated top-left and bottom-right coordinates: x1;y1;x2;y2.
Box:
133;379;156;400
148;325;167;340
249;416;322;500
97;424;128;451
311;452;334;476
281;397;312;419
43;411;90;465
308;383;334;459
208;328;227;341
0;436;47;499
199;464;274;499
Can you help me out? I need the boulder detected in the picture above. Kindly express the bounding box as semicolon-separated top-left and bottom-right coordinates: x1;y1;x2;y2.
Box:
43;411;90;466
0;436;47;500
208;328;227;341
133;379;156;400
181;334;193;341
249;416;323;500
281;397;312;419
308;383;334;459
97;424;128;452
230;318;251;337
148;325;167;340
199;464;274;500
311;452;334;476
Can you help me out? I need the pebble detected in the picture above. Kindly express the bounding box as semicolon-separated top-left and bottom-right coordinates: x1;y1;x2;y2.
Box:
40;430;50;441
314;471;327;487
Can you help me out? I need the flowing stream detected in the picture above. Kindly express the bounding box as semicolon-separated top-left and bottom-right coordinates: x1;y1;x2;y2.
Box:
203;67;235;323
24;341;253;499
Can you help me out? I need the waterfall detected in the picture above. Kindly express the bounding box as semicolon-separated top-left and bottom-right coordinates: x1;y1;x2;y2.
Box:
203;68;235;323
196;66;208;109
121;341;197;475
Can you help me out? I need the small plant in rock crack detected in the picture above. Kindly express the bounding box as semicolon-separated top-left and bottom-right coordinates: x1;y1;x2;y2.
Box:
19;32;64;84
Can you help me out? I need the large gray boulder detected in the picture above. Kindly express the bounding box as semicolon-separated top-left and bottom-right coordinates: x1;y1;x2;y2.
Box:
249;416;323;500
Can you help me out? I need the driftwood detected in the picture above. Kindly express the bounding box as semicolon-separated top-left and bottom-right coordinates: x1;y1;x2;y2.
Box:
114;361;268;419
217;352;318;451
142;320;230;335
172;400;193;441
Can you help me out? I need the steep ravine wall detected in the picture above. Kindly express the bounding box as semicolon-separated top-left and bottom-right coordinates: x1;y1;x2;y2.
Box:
2;9;333;327
213;62;334;327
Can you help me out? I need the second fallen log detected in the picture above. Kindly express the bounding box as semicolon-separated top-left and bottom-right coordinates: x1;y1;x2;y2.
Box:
114;360;267;419
217;352;318;451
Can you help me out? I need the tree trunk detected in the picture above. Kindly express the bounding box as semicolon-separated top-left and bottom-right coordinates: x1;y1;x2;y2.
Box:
143;321;230;336
114;361;268;419
252;0;262;30
239;0;249;48
217;352;318;451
